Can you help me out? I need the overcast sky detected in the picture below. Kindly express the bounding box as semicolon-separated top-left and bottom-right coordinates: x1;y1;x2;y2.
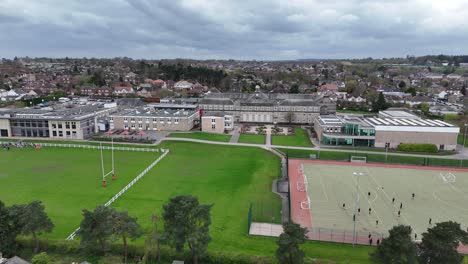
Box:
1;0;468;60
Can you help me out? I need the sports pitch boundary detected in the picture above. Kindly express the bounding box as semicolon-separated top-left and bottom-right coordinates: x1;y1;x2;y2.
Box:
21;144;173;240
289;158;468;253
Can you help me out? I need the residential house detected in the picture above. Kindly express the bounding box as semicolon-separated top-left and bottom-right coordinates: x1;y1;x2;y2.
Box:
347;96;366;103
114;86;134;96
319;84;339;94
124;72;137;84
408;96;434;107
173;80;193;90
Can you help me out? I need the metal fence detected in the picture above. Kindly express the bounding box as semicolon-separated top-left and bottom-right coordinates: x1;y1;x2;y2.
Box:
65;149;170;240
306;227;386;246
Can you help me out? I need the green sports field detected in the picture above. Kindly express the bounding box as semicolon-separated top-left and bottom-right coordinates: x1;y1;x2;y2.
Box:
0;142;380;263
301;162;468;240
0;147;160;238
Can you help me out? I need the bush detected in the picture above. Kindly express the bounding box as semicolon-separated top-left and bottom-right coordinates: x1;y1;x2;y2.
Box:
31;252;51;264
90;136;153;144
397;143;438;153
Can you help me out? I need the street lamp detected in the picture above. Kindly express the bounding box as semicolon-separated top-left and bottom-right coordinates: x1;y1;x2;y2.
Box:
461;124;468;167
352;171;365;246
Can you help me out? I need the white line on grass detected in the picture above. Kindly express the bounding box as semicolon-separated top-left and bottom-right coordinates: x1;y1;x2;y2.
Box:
65;149;170;240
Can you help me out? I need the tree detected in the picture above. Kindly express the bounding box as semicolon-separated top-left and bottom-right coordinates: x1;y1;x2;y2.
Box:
143;214;163;263
111;210;142;264
372;92;388;112
286;112;294;124
31;252;51;264
289;83;299;94
0;200;21;256
398;80;406;89
370;225;417;264
419;103;430;116
162;195;212;264
406;87;416;96
419;221;468;264
79;206;114;254
345;80;358;94
276;222;308;264
10;201;54;253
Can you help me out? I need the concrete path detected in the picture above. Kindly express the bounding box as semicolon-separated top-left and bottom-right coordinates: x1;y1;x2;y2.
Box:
265;125;272;148
161;137;467;160
229;126;241;143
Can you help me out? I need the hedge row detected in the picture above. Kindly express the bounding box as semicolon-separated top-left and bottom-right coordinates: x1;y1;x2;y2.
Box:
396;143;438;153
16;238;273;264
276;148;468;168
90;136;153;144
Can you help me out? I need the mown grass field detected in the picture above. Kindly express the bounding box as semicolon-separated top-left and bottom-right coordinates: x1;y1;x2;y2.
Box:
272;127;313;147
168;132;231;142
238;134;266;144
0;147;159;238
0;141;377;263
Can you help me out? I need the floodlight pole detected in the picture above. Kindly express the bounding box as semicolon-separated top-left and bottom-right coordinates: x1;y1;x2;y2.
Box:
461;124;467;167
352;172;363;247
100;142;106;187
111;137;116;180
385;145;388;163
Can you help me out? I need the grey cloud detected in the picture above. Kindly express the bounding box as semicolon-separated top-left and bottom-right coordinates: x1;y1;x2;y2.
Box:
0;0;468;59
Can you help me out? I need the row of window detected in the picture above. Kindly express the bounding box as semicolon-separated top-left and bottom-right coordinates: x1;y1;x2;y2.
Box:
51;121;77;130
52;130;78;137
201;105;320;112
122;117;180;123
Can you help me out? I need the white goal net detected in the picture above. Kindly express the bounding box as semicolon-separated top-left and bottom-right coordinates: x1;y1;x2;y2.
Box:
440;172;456;184
300;197;311;210
296;182;307;192
350;156;367;163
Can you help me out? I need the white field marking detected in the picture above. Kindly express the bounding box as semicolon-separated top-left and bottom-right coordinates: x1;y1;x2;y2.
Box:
349;169;383;225
445;176;468;200
363;167;410;226
369;191;379;203
318;171;330;202
432;190;468;213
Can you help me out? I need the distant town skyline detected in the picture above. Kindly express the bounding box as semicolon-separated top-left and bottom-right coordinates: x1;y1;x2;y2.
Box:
1;0;468;60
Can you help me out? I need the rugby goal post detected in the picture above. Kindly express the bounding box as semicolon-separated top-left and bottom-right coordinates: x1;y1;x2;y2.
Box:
350;156;367;163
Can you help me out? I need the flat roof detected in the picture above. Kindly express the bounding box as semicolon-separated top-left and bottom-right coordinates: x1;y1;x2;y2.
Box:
113;108;197;117
365;117;454;128
379;110;419;119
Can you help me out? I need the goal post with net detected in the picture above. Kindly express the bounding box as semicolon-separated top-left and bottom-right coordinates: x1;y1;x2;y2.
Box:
350;156;367;163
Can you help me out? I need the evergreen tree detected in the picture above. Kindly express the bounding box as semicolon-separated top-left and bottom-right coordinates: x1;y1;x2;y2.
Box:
372;92;388;112
276;222;308;264
78;206;114;254
10;201;54;253
419;221;468;264
0;201;21;256
111;211;142;264
370;225;417;264
162;195;212;264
